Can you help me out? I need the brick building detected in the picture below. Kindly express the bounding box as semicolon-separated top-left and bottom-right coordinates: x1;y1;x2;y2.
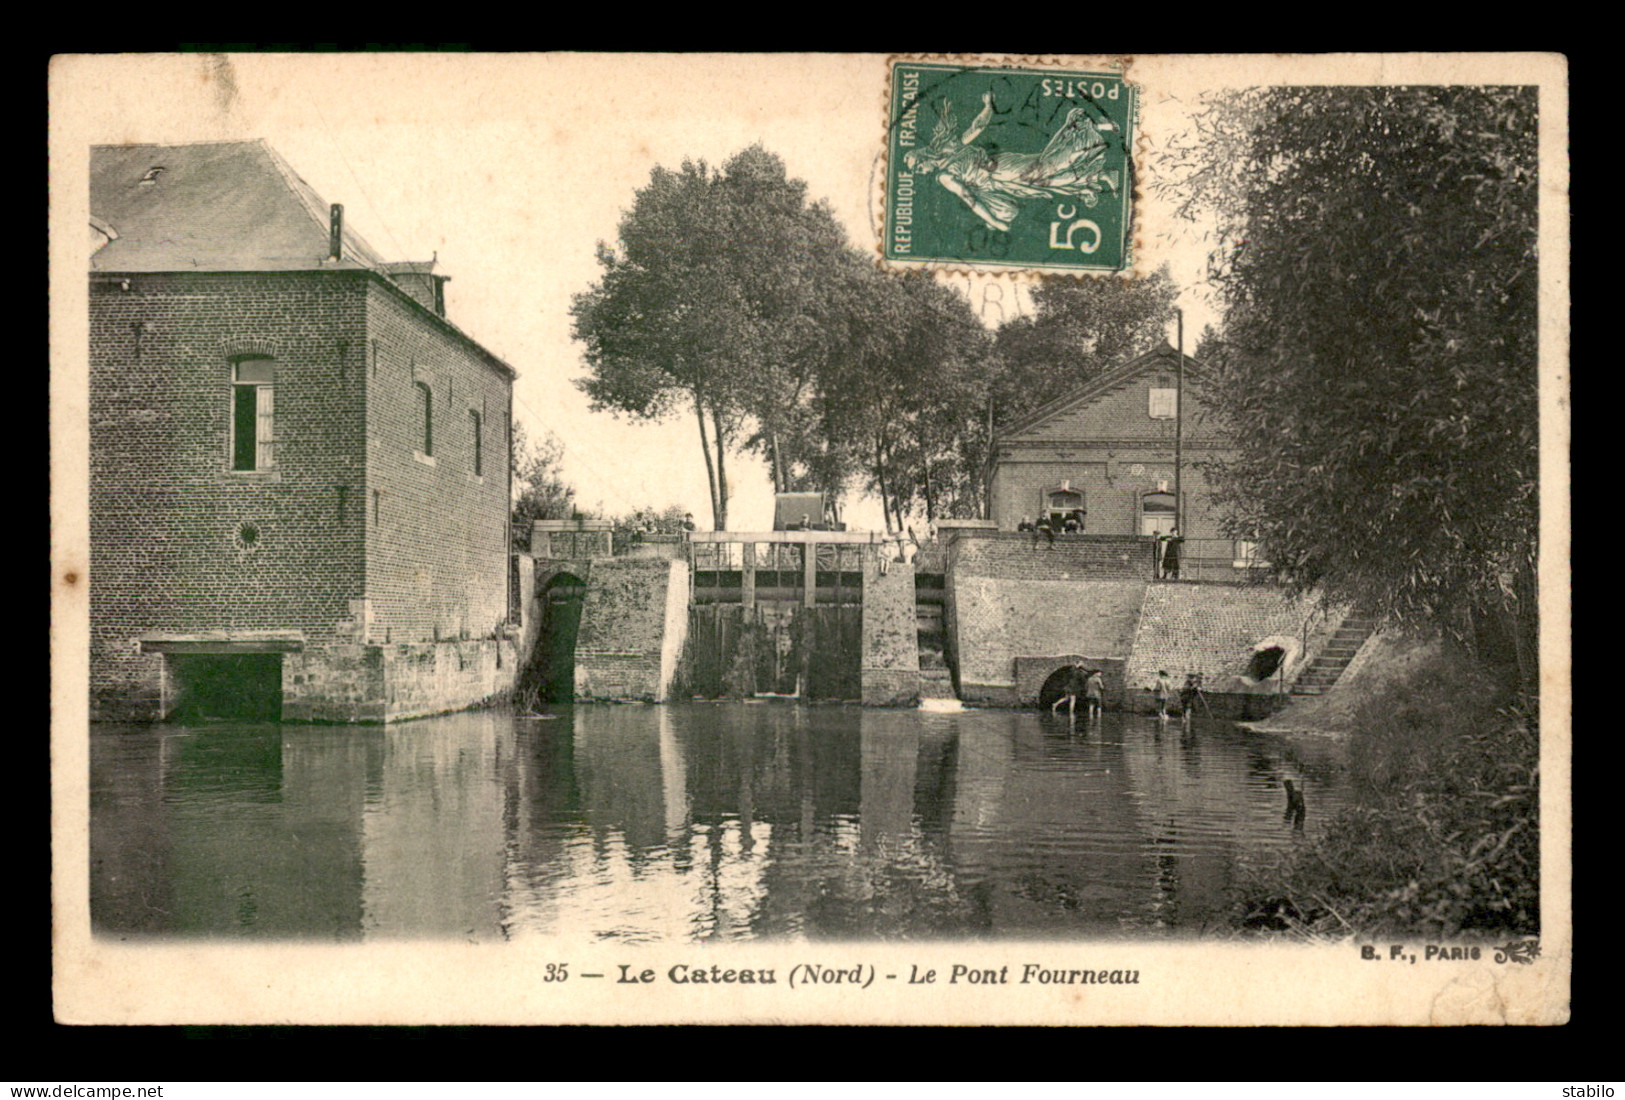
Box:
987;343;1235;545
89;140;519;722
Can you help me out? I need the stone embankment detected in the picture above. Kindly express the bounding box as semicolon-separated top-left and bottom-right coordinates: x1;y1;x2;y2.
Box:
1241;630;1437;737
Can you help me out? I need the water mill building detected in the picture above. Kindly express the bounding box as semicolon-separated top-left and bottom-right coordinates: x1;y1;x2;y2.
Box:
88;140;519;722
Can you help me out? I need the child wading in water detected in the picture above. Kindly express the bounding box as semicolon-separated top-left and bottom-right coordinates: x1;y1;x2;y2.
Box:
1179;672;1203;727
1084;669;1104;719
1152;670;1174;719
1051;662;1090;718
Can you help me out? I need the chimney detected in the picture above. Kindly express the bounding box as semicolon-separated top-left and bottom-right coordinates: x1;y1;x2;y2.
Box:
329;203;344;262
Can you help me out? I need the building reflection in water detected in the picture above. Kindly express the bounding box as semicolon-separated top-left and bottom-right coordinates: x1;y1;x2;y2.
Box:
91;705;1347;942
359;713;508;941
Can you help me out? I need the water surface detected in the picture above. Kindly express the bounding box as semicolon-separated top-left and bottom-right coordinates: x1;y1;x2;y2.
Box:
91;704;1348;941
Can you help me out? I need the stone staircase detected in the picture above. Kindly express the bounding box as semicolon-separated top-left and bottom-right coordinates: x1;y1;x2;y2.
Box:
916;579;957;700
1291;613;1378;696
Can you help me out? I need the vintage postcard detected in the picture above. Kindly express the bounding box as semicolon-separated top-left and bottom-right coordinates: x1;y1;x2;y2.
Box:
50;52;1570;1026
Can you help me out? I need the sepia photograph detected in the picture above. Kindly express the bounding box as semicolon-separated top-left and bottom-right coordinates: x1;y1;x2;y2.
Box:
50;52;1569;1025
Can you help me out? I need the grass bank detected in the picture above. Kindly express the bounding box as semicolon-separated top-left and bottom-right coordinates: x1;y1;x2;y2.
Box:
1238;641;1539;938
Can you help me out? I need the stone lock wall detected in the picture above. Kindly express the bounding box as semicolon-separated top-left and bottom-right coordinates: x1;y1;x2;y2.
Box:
860;558;921;706
574;559;684;701
949;531;1155;583
945;532;1152;704
951;577;1148;704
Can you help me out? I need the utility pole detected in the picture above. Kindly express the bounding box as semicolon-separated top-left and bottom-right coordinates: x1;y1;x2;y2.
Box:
1175;308;1184;536
985;395;995;521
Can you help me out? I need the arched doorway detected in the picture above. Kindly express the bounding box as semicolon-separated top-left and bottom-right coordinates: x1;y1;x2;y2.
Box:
530;572;587;703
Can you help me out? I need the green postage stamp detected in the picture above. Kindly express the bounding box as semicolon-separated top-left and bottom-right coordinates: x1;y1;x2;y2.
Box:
884;60;1136;273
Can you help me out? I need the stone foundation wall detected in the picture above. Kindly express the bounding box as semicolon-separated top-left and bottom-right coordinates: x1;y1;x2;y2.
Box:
283;638;516;723
90;653;167;722
284;644;387;722
860;562;920;706
951;576;1148;703
1122;584;1316;712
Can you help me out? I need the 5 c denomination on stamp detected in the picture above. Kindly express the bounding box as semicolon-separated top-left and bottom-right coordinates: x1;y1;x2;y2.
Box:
883;59;1136;273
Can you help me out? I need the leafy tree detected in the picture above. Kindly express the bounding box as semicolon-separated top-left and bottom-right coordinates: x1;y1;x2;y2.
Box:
818;267;992;530
510;421;580;550
571;146;853;530
989;267;1180;426
1191;322;1223;366
1159;87;1539;692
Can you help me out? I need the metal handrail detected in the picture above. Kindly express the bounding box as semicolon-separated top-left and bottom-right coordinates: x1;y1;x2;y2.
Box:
1153;537;1271;582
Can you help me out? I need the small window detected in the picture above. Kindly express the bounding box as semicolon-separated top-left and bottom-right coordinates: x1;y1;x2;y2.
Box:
469;410;483;476
231;358;276;471
1046;487;1085;530
415;381;433;456
1149;388;1177;419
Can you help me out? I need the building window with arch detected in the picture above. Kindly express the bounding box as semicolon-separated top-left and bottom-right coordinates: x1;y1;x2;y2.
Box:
231;357;276;471
1139;490;1177;537
415;380;433;458
1044;485;1085;531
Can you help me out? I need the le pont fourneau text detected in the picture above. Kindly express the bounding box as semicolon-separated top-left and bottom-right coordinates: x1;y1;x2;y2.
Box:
605;963;1141;989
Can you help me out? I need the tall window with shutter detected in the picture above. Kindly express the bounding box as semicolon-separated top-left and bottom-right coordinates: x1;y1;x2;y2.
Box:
231;358;276;471
415;380;433;457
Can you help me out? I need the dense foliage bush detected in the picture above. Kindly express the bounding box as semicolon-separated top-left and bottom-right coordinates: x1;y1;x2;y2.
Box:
1239;647;1538;938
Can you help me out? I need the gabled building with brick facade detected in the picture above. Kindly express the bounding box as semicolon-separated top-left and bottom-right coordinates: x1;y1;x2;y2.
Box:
89;140;520;722
987;343;1236;546
939;345;1322;709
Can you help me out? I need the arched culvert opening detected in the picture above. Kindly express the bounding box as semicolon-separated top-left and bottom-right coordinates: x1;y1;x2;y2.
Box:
1248;646;1285;681
1037;665;1084;711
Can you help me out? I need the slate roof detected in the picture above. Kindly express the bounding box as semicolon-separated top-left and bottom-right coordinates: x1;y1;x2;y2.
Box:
997;342;1210;440
88;140;518;381
89;140;385;272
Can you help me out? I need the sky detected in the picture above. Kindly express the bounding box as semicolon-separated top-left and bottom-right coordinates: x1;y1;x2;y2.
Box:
60;53;1226;532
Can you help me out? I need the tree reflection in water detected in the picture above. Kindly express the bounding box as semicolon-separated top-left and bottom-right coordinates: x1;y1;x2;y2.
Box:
91;704;1349;941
